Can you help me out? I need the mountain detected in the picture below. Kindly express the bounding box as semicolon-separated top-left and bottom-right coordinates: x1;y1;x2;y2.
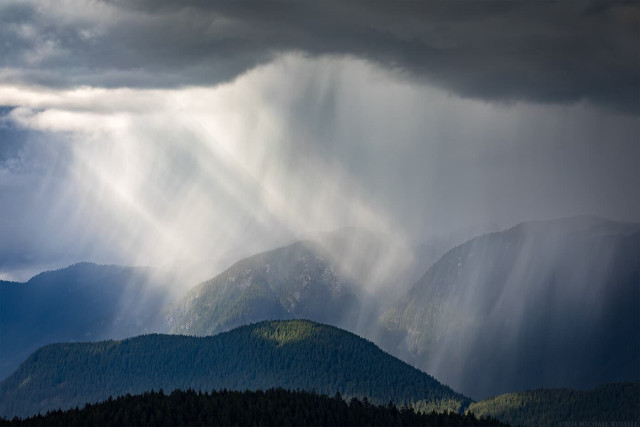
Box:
0;320;471;419
411;222;501;281
467;383;640;426
167;228;422;339
382;216;640;399
4;217;636;409
167;216;639;400
167;241;363;335
0;263;177;380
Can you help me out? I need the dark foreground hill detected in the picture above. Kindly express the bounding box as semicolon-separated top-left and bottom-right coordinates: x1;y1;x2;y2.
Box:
0;320;470;419
0;263;176;380
0;389;507;427
467;382;640;426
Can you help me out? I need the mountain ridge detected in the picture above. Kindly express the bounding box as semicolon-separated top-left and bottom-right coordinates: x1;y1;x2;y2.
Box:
2;216;638;403
0;262;176;380
382;216;640;398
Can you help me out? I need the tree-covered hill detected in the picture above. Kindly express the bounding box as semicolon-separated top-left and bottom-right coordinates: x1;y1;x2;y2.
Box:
0;389;506;427
467;382;640;426
0;320;470;419
0;263;176;380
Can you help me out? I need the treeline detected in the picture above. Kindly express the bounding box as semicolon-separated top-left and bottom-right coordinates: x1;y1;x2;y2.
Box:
466;382;640;426
0;388;507;427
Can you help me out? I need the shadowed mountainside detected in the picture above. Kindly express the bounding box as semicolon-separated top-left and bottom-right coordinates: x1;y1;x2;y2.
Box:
0;263;176;380
382;216;640;399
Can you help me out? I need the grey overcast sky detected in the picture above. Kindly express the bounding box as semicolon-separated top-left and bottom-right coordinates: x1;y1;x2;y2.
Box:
0;0;638;280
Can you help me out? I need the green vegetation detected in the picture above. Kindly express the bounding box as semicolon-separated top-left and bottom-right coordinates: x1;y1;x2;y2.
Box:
0;320;470;419
253;319;318;344
0;389;506;427
467;383;640;426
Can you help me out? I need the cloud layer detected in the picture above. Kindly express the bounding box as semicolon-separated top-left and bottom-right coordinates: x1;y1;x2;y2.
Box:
1;0;638;112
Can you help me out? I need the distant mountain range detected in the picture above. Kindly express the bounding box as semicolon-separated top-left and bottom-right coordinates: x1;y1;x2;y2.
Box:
0;263;177;379
1;216;638;405
166;216;639;399
166;227;441;343
0;320;470;418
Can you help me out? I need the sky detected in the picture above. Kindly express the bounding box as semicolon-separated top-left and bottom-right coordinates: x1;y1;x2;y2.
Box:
0;0;638;281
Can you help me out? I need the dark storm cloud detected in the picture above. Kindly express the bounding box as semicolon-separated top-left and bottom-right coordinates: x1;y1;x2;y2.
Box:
1;0;637;113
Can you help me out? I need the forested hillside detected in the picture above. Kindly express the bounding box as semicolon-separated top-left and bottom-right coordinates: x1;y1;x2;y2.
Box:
0;320;470;418
467;383;640;426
